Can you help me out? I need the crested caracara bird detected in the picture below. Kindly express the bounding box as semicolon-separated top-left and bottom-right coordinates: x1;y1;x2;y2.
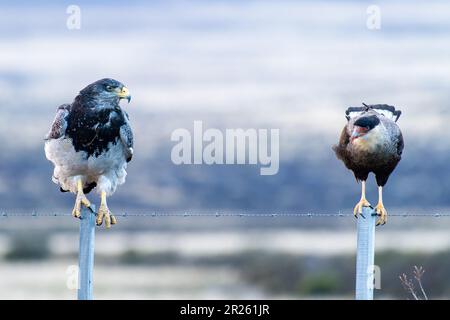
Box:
45;78;134;228
333;104;404;225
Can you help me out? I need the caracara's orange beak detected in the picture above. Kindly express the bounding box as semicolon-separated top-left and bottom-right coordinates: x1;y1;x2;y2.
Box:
350;126;368;142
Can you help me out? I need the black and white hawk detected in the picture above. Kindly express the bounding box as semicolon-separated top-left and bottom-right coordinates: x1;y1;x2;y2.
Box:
45;78;134;228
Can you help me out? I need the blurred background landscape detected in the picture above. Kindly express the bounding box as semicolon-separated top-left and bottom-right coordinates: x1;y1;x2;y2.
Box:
0;0;449;299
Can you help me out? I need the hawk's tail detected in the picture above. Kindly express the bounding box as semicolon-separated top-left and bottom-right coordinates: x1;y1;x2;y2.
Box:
59;182;97;194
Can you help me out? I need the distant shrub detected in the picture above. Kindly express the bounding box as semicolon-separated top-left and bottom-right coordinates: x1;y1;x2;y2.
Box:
4;232;51;261
118;250;180;265
299;273;342;295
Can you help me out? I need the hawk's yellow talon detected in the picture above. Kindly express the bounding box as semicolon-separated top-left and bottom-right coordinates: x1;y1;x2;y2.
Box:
96;210;104;226
45;80;134;228
72;180;91;219
96;191;116;228
105;211;111;229
72;206;81;218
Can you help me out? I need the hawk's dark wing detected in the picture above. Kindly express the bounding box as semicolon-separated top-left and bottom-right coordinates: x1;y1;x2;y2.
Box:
119;111;134;162
45;104;71;140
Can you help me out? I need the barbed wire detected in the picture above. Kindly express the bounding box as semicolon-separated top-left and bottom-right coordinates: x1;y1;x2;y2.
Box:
0;211;449;217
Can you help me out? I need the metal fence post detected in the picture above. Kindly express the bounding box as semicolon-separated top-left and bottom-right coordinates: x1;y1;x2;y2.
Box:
355;206;376;300
78;205;96;300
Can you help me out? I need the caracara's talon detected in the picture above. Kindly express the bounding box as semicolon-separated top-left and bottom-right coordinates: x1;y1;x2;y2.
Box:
353;199;371;218
375;203;387;226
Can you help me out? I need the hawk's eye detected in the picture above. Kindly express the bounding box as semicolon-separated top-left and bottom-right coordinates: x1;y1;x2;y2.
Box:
105;85;113;91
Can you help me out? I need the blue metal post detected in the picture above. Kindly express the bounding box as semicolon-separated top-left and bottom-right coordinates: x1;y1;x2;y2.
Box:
355;206;376;300
78;206;96;300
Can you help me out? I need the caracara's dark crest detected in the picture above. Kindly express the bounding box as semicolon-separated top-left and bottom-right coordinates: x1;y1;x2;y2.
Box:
345;103;402;122
353;115;380;130
333;103;404;226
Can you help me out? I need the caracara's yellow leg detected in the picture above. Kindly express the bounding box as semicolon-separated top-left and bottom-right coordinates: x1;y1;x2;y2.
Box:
375;186;387;226
353;181;371;218
72;180;91;218
96;191;117;228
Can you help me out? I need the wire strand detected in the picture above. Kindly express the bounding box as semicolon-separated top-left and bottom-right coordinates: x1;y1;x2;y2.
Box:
0;211;449;217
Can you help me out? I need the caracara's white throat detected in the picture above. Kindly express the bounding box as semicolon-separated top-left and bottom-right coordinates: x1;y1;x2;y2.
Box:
333;103;404;227
351;125;384;152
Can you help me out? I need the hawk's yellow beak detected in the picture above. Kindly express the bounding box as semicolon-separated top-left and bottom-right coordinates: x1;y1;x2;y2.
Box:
116;86;131;103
